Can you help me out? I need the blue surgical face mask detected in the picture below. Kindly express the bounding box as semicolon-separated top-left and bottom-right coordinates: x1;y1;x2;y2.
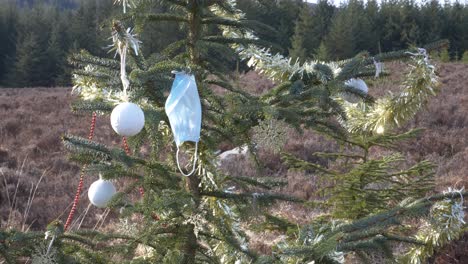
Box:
165;72;202;176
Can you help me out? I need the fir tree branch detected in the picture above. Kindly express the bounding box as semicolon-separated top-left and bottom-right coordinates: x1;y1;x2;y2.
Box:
69;50;120;70
312;152;365;160
70;101;114;114
224;176;288;190
205;79;255;99
262;214;297;232
282;152;339;175
201;191;305;203
381;234;425;245
202;17;276;35
62;134;145;167
203;36;279;50
146;13;188;22
61;233;97;249
338;191;468;234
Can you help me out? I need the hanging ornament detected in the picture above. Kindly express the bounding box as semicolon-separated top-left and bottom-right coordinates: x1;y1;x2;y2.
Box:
373;58;384;78
165;71;202;176
43;220;63;257
376;125;385;134
109;23;144;136
343;78;369;103
110;102;145;136
88;176;117;208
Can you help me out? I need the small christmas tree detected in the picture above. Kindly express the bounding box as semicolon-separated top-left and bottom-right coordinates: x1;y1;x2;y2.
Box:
283;48;438;220
0;1;465;264
462;50;468;63
236;29;465;261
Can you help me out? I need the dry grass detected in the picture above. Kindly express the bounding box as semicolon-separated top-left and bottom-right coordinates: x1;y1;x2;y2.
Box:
0;88;120;230
0;62;467;262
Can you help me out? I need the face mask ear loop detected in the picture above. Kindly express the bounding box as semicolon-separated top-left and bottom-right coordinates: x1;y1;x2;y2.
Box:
176;142;198;177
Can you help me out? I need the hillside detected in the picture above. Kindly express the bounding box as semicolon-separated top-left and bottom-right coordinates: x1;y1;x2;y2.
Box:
0;63;467;262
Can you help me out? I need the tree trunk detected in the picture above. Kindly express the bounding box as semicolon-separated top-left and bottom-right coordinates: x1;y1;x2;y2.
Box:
181;1;202;262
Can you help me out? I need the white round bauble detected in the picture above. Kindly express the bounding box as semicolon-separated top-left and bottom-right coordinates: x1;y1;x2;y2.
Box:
343;78;369;103
376;125;385;134
110;102;145;137
88;179;117;208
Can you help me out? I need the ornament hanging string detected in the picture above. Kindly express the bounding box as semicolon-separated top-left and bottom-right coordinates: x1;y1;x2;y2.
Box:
64;112;97;231
120;44;129;98
45;233;56;255
112;25;140;100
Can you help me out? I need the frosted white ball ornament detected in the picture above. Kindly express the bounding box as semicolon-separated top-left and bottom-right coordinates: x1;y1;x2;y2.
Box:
88;178;117;208
110;102;145;137
343;78;369;103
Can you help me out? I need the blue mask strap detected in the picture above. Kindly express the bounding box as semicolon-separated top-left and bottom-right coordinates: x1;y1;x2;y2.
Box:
176;142;198;177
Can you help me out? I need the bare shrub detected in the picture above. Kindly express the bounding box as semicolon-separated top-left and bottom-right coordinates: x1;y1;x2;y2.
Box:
0;88;119;231
2;119;21;136
0;149;17;169
0;148;8;161
34;133;62;154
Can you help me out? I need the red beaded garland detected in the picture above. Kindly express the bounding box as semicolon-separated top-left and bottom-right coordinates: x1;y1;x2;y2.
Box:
64;112;97;231
64;114;153;232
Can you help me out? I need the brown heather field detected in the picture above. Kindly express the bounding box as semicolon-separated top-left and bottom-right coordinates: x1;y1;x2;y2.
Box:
0;63;467;262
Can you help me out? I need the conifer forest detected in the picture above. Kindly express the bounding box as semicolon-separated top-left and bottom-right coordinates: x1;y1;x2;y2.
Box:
0;0;468;263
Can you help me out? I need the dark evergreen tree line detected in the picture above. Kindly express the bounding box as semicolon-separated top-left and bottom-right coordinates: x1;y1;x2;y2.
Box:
1;0;468;87
0;0;183;87
289;0;468;60
0;0;115;87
